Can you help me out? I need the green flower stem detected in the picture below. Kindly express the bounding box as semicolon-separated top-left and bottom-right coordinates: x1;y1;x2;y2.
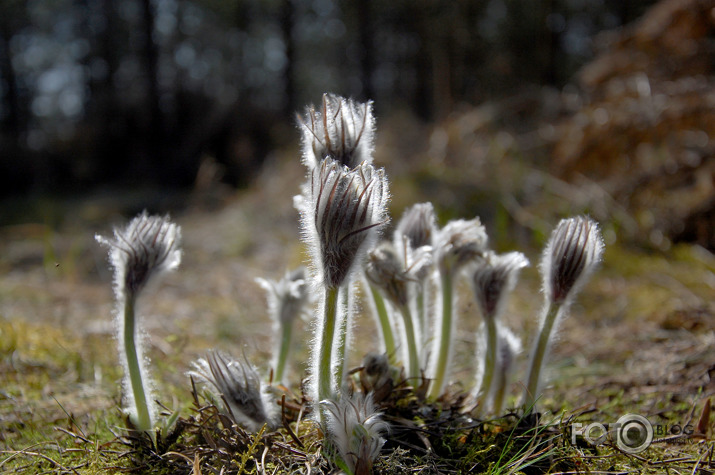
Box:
491;371;507;416
318;286;340;405
274;319;293;384
416;283;426;345
398;303;420;382
333;287;349;388
368;283;397;363
428;270;454;400
123;295;152;431
524;302;562;412
478;316;498;403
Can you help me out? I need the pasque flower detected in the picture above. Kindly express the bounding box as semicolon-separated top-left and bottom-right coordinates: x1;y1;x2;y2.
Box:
96;212;181;433
189;350;277;432
322;393;389;475
393;203;436;356
471;251;528;408
298;93;376;169
256;267;309;385
523;216;604;412
365;241;426;381
541;216;605;306
428;218;488;399
307;159;389;289
394;202;436;250
299;157;389;408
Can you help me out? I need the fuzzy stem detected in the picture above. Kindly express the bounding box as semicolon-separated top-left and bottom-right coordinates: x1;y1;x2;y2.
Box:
333;287;349;388
274;319;293;384
317;285;340;405
398;303;420;382
368;283;397;363
478;316;498;403
428;270;453;400
523;301;562;412
123;294;153;431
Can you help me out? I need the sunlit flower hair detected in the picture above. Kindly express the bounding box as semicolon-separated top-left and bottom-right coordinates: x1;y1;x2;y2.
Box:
189;350;277;432
435;218;488;274
298;93;376;170
471;251;529;321
541;216;604;305
321;393;389;474
95;211;182;300
303;158;389;289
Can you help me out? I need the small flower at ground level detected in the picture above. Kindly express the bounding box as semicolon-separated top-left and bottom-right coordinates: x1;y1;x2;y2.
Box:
189;350;277;432
394;202;437;250
322;393;389;475
96;211;182;300
298;93;376;169
542;216;604;305
95;212;182;433
472;251;529;321
305;158;389;289
435;218;488;275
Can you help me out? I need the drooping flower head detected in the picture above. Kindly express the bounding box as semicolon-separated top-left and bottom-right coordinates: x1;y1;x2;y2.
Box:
435;218;488;275
394;202;437;250
541;216;604;305
471;251;529;321
256;267;310;326
95;211;182;300
321;393;389;474
365;241;411;308
298;93;376;169
189;350;277;432
304;158;389;289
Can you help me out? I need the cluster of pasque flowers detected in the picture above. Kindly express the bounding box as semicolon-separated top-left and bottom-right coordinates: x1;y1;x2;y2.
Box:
96;93;603;470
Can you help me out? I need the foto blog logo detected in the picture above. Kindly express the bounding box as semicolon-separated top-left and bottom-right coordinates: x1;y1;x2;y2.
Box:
571;414;655;454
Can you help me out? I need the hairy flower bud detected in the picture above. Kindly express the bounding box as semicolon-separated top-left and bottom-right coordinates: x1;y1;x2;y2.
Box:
395;202;436;249
322;393;389;474
435;218;488;275
95;211;182;299
471;251;529;321
542;216;604;305
298;93;376;169
305;158;389;289
365;242;411;307
96;212;182;432
189;351;276;432
256;267;309;326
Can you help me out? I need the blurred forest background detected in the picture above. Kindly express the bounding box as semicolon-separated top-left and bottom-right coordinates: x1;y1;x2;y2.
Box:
0;0;713;250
